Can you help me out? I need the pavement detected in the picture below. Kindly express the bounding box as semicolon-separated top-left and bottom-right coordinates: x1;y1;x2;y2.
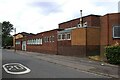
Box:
6;49;120;78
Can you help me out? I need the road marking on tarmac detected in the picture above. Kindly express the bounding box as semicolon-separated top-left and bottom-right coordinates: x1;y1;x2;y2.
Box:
3;63;31;74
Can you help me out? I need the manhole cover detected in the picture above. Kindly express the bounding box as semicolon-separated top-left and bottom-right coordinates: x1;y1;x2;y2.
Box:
3;63;31;74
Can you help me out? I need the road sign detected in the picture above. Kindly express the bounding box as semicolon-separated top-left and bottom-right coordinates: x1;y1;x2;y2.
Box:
3;63;31;74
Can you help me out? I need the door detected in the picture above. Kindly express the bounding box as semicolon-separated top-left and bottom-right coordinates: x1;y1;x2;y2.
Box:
22;41;26;51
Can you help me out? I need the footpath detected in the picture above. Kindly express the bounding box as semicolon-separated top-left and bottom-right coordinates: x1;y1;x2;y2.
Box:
9;50;119;78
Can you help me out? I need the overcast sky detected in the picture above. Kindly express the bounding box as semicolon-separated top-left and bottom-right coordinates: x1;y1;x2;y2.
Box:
0;0;119;35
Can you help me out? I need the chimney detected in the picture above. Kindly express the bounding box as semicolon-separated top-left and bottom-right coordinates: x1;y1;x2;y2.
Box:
80;10;83;27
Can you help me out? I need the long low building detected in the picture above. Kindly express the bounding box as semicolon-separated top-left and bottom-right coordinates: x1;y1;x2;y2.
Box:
14;12;120;58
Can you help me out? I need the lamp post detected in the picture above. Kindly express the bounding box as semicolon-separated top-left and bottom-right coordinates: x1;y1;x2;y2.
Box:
14;28;16;52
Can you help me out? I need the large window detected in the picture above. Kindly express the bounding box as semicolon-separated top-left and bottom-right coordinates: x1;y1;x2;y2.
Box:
16;41;20;44
58;33;71;41
27;38;42;45
113;26;120;38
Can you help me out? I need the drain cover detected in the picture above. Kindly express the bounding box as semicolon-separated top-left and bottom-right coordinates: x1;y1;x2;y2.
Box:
3;63;31;74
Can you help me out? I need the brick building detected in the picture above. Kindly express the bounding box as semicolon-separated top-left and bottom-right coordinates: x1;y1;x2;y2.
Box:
100;13;120;58
26;29;62;54
57;14;101;57
14;12;120;58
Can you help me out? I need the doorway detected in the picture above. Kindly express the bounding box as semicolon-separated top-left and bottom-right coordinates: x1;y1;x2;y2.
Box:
22;41;26;51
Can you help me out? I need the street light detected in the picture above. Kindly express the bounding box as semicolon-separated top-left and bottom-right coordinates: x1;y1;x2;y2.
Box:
14;28;16;52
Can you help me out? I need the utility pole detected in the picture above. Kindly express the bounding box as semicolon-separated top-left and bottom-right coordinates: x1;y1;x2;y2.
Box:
14;28;16;52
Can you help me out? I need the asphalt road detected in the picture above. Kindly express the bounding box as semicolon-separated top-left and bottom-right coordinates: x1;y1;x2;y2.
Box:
2;50;108;78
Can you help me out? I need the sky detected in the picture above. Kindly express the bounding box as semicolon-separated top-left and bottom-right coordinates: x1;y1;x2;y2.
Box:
0;0;119;35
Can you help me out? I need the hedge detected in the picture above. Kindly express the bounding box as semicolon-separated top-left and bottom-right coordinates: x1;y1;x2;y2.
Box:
105;46;120;64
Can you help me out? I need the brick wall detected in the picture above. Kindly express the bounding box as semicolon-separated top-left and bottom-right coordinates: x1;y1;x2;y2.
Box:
86;27;100;56
15;38;22;50
58;45;86;57
59;15;101;29
100;13;120;58
26;30;58;54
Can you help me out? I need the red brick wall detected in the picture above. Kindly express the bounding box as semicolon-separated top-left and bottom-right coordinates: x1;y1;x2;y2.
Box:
58;45;86;57
59;15;101;29
100;13;120;46
16;39;22;50
58;40;71;46
26;30;58;54
100;13;120;57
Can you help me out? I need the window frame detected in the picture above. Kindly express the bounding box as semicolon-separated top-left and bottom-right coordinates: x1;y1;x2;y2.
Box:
66;33;71;40
113;26;120;38
58;34;62;41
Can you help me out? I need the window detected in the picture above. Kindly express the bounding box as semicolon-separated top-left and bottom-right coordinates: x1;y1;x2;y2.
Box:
58;33;70;41
58;34;62;40
49;36;52;42
37;39;40;44
47;37;49;42
62;34;65;40
52;36;54;42
32;39;34;44
40;38;42;44
35;39;37;44
44;37;46;43
16;41;20;44
27;40;30;44
36;39;38;44
66;33;71;40
30;40;32;44
113;26;120;38
33;39;35;44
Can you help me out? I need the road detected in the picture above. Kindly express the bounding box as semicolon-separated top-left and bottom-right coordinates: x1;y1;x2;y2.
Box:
2;49;108;78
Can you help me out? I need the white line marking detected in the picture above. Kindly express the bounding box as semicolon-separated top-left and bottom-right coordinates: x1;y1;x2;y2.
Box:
3;63;31;74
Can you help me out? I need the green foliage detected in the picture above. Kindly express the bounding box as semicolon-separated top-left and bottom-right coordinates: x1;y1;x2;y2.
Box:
2;21;13;35
105;46;120;64
2;21;14;48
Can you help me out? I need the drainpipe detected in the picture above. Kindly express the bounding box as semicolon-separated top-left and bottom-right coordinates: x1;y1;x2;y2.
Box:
56;31;59;55
86;25;87;56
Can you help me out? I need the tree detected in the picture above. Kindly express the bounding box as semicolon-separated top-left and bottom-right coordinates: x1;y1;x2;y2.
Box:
2;21;14;48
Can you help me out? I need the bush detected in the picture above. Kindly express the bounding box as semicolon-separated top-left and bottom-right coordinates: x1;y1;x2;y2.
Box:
105;46;120;64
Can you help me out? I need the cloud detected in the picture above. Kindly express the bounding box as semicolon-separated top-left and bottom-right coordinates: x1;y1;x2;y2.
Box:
30;1;62;15
0;0;119;35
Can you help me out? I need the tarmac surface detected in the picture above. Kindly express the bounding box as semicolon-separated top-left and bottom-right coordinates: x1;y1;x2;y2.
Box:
6;49;120;78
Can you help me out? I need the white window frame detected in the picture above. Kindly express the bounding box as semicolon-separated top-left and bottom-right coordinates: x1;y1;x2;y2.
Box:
66;33;71;40
58;34;62;41
113;26;120;38
49;36;52;42
40;38;42;44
